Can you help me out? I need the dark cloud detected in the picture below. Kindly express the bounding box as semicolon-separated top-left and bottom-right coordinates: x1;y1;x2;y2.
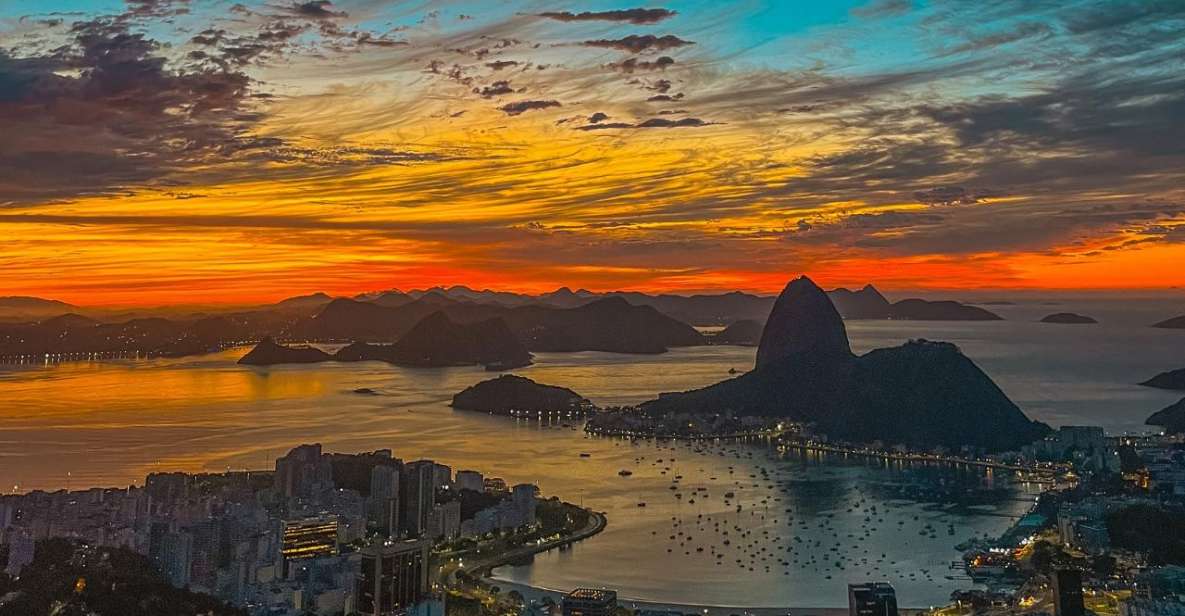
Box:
474;80;515;98
284;1;346;20
498;100;561;116
582;35;692;54
0;19;258;203
124;0;190;19
538;9;677;25
576;117;710;131
612;56;675;72
913;186;999;207
588;112;609;124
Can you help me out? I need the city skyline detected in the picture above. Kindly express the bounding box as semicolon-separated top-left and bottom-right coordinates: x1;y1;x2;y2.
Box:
2;0;1184;306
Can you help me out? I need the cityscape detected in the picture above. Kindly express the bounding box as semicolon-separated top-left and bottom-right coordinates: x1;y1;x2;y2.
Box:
2;1;1185;616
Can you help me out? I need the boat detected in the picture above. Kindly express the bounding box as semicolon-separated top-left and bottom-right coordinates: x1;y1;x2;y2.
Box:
637;502;646;507
579;453;591;458
618;469;633;477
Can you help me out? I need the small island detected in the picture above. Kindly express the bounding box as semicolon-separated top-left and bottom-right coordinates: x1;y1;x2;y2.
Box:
1040;312;1098;324
239;337;332;365
1141;368;1185;390
711;319;762;346
1147;397;1185;434
451;374;596;417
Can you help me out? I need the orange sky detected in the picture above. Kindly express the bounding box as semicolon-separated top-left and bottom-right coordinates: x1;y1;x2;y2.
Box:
2;1;1183;306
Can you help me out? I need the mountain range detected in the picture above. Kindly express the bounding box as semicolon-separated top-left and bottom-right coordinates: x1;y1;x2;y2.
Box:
240;311;532;369
633;276;1050;452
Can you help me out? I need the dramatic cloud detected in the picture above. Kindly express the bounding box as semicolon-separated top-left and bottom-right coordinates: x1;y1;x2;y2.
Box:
0;19;258;203
284;0;346;20
577;117;709;130
582;35;693;53
498;100;561;115
612;56;675;72
538;9;677;25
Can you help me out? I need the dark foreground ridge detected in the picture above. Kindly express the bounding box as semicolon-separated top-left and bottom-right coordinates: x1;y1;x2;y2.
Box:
1147;397;1185;434
1040;312;1098;324
451;374;594;415
638;276;1049;452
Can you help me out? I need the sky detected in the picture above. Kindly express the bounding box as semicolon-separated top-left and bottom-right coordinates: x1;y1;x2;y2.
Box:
0;0;1183;306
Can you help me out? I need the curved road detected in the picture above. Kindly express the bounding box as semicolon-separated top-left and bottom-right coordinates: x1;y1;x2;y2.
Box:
446;510;607;587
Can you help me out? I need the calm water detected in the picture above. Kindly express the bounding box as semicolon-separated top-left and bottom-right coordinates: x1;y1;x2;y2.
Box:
0;302;1183;606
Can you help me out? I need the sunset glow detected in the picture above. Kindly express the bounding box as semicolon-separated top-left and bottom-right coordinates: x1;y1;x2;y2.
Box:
2;0;1183;305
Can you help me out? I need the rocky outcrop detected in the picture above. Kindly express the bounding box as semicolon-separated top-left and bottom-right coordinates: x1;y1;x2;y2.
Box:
640;276;1048;452
451;374;593;415
756;276;852;369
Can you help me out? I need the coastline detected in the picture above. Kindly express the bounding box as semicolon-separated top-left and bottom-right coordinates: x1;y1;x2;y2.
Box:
483;577;932;615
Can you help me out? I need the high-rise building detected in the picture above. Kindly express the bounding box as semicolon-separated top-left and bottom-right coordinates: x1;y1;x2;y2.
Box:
427;500;462;541
401;460;435;538
511;484;539;528
3;530;35;577
356;539;431;616
1054;569;1086;616
274;444;333;502
454;470;483;493
159;530;194;588
562;588;618;616
432;464;452;491
848;582;898;616
370;465;401;538
281;516;340;565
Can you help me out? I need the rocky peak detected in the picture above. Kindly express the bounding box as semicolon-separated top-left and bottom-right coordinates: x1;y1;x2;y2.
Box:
755;276;852;369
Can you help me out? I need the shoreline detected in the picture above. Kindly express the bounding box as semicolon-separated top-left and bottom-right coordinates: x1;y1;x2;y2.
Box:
482;577;933;615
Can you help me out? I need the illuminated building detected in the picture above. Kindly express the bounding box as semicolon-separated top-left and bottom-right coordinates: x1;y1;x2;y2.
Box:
281;516;340;563
562;588;617;616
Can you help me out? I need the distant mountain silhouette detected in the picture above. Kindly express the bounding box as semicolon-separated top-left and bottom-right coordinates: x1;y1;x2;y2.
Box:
451;374;592;415
886;298;1001;321
0;296;77;320
828;285;892;319
1142;368;1185;391
239;337;332;365
0;310;301;359
1040;312;1097;324
273;292;335;311
245;312;531;368
637;276;1048;452
289;294;704;354
1147;397;1185;434
1153;316;1185;329
712;319;763;346
377;283;1000;324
